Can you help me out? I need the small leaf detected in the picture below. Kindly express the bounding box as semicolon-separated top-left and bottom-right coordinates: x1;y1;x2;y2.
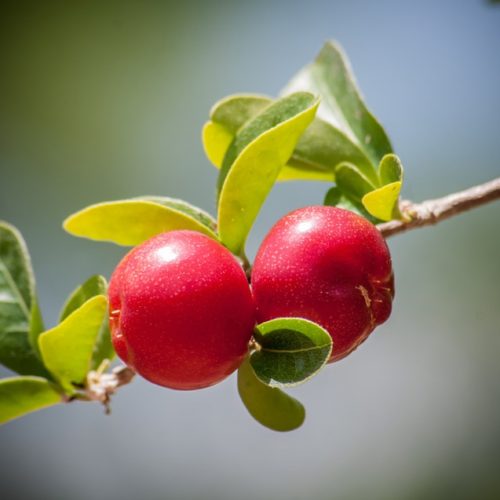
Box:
0;376;62;425
64;198;217;246
277;162;333;182
323;186;343;207
335;162;377;202
210;94;272;134
282;40;392;169
29;297;45;357
90;320;114;371
251;318;332;387
203;94;273;169
60;275;108;321
378;154;403;185
59;275;114;369
0;222;48;377
324;187;380;224
289;118;375;183
39;295;108;393
202;121;234;167
141;196;217;233
218;92;319;255
237;357;305;432
362;181;403;221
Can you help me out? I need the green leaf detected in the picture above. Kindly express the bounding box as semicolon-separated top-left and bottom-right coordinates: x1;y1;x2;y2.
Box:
0;222;48;377
250;318;332;387
140;196;217;233
378;154;403;185
203;94;273;170
90;321;114;371
60;275;108;321
217;92;318;195
359;154;404;221
64;198;218;246
324;186;343;207
204;94;372;183
217;92;319;255
210;94;272;134
202;121;235;167
324;187;379;224
288;118;374;182
335;162;377;202
237;357;305;432
29;297;45;357
282;40;392;172
362;182;403;222
59;275;114;370
39;295;108;393
0;376;62;425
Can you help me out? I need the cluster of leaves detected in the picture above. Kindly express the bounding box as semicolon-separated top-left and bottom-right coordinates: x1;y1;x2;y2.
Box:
0;222;114;424
1;41;404;431
204;41;404;226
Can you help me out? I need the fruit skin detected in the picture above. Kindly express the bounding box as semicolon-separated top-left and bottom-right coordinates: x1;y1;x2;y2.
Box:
251;206;394;362
108;230;255;390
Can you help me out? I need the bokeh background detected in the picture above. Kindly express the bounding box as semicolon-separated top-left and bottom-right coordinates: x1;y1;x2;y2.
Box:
1;1;500;499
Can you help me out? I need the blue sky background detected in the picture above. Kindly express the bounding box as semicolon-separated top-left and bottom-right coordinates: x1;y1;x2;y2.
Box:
1;1;499;499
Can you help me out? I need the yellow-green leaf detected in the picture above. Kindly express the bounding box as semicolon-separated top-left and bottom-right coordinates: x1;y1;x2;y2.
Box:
218;92;319;255
204;119;330;182
39;295;108;393
237;357;305;432
64;199;217;246
59;275;114;370
378;153;403;185
362;181;402;221
203;94;272;169
59;275;107;321
0;376;62;425
277;162;333;182
202;121;234;167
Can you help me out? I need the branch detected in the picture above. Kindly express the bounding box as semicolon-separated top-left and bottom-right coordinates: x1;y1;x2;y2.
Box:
378;177;500;238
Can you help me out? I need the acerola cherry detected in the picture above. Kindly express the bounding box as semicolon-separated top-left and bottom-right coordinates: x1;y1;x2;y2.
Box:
108;230;255;390
251;206;394;362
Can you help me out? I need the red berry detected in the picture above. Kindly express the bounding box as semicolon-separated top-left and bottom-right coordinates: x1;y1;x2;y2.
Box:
251;206;394;362
108;231;255;390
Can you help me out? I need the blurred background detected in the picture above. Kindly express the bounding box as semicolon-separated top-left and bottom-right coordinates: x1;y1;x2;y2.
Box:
1;0;499;499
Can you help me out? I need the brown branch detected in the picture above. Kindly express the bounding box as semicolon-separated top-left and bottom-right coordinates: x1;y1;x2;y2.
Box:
378;177;500;238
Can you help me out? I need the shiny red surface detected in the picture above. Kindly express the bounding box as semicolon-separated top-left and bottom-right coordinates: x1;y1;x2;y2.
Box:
109;231;255;390
251;206;394;362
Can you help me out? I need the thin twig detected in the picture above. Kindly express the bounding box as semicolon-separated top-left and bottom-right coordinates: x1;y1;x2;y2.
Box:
378;177;500;238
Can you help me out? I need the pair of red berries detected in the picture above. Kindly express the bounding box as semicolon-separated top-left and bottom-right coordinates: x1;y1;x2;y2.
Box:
108;206;394;390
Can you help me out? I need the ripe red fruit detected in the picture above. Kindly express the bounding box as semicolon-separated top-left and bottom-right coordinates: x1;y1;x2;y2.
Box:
251;206;394;362
108;230;255;390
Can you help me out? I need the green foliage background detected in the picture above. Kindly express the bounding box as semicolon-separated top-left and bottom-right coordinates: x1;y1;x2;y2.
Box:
1;1;500;499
